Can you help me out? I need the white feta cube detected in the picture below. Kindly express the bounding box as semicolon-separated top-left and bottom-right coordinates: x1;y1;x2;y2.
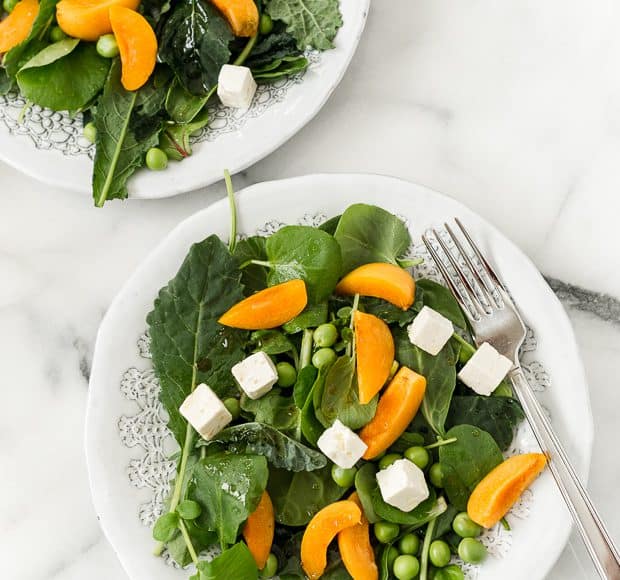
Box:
231;351;278;400
458;342;513;396
376;458;429;512
217;64;257;109
407;306;454;355
317;419;368;469
179;383;232;440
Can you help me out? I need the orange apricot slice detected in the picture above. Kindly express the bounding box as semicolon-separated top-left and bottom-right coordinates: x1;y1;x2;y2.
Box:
336;262;416;310
211;0;258;37
0;0;39;54
56;0;140;41
242;491;274;570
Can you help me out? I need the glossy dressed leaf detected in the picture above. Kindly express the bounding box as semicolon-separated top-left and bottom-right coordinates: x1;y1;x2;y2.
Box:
250;329;294;355
439;425;504;511
395;328;460;437
191;542;258;580
190;454;268;547
282;302;328;333
334;204;412;273
267;465;346;526
17;40;110;111
266;0;343;51
147;235;247;445
92;61;161;206
240;390;299;432
265;225;342;302
415;279;467;329
159;0;232;95
293;365;318;408
362;297;416;327
198;422;326;471
447;396;525;451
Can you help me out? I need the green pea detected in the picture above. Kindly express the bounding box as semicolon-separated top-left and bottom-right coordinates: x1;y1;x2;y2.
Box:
429;540;451;568
374;521;400;544
457;538;487;564
435;564;465;580
146;147;168;171
331;465;357;488
397;533;420;555
312;347;336;369
452;512;482;538
223;397;240;420
259;13;273;35
492;382;513;397
83;121;97;144
385;545;399;569
404;446;430;470
260;553;278;577
429;463;444;488
3;0;18;12
393;554;420;580
337;306;352;319
176;500;201;520
49;25;67;43
276;361;297;387
378;453;402;470
96;33;120;58
313;323;338;347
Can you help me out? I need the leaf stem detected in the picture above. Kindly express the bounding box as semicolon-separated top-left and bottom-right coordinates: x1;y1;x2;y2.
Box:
347;294;360;359
419;515;437;580
452;332;475;363
300;329;314;369
397;257;425;269
425;437;457;450
224;169;237;253
500;516;511;531
239;259;273;269
233;32;258;66
178;518;199;565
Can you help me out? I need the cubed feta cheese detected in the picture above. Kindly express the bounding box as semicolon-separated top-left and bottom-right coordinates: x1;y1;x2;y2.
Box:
407;306;454;355
179;383;232;440
217;64;257;109
458;341;513;396
231;351;278;399
376;458;429;512
317;419;368;469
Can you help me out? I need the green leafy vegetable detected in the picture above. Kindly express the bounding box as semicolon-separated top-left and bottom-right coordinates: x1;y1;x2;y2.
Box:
439;425;504;511
0;69;12;95
165;77;211;123
250;329;295;355
293;365;318;407
17;40;110;111
241;390;299;432
234;236;269;294
282;302;328;333
147;234;246;445
354;463;380;523
415;279;467;329
197;422;327;471
253;56;309;81
300;365;327;445
245;31;301;68
334;204;412;273
362;297;416;327
190;454;268;547
266;0;343;51
159;109;209;161
190;542;258;580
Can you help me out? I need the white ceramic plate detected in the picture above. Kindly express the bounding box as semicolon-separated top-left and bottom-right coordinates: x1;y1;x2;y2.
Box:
0;1;367;199
86;173;593;580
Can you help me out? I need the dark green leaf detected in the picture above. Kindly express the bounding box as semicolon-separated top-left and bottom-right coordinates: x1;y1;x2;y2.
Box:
165;77;209;123
370;483;447;526
190;454;268;547
253;56;309;81
334;204;412;273
159;0;232;95
246;31;301;69
447;396;524;451
241;390;299;432
0;69;12;95
319;214;341;235
265;225;342;303
234;236;269;294
362;297;416;327
354;463;380;523
268;465;346;526
282;302;328;333
415;279;467;329
439;425;504;511
250;329;294;355
388;431;425;453
293;365;318;408
160;109;209;160
17;40;110;111
431;503;459;540
140;0;171;25
192;542;258;580
147;235;247;445
197;422;326;471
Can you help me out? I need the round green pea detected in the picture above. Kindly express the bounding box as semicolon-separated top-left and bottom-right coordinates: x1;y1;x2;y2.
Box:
337;306;352;319
393;554;420;580
259;13;273;35
457;538;487;564
83;121;97;144
96;33;119;58
276;361;297;387
378;453;402;470
146;147;168;171
429;463;444;488
435;565;465;580
49;25;67;43
429;540;451;568
313;323;338;347
397;533;420;555
404;446;430;470
223;397;240;420
452;512;482;538
260;553;278;577
312;347;336;369
385;545;399;569
374;521;399;544
3;0;18;12
331;465;357;488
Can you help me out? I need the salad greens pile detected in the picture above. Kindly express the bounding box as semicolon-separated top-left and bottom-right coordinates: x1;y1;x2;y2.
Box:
0;0;343;206
146;192;526;580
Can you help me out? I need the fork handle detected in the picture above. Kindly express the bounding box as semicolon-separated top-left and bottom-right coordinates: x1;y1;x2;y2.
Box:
510;367;620;579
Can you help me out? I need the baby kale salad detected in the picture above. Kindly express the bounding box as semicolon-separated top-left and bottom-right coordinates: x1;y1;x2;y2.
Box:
0;0;342;206
146;188;548;580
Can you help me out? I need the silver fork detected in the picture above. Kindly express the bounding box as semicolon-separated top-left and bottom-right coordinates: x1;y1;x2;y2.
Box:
423;219;620;580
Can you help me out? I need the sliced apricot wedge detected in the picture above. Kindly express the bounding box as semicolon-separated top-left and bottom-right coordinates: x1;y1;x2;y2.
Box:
242;491;274;570
56;0;140;41
218;279;308;330
109;5;157;91
211;0;258;37
467;453;547;528
354;311;395;404
0;0;39;54
336;262;415;310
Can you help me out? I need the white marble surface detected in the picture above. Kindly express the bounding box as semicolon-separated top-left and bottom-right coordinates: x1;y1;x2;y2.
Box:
1;1;620;578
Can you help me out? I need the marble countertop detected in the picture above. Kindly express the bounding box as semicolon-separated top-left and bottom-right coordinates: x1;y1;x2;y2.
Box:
1;1;619;578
